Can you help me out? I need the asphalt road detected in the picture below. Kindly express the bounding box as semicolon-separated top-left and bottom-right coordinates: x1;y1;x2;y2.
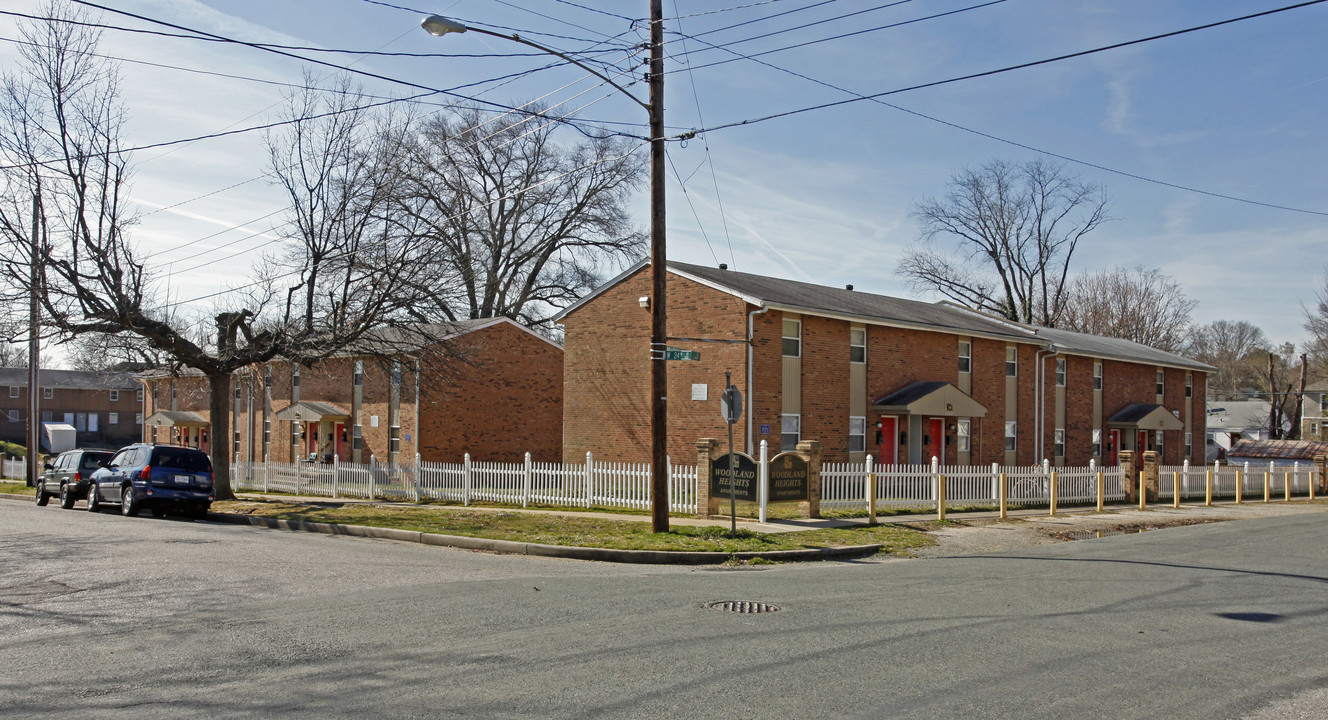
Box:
3;498;1327;719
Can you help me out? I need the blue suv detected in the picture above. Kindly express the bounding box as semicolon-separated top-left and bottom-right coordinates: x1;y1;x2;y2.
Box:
88;444;214;519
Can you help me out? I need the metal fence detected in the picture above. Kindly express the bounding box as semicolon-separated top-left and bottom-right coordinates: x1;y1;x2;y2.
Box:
231;452;700;514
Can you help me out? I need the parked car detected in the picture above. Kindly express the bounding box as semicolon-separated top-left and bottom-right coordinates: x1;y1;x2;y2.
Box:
35;449;114;509
87;444;214;519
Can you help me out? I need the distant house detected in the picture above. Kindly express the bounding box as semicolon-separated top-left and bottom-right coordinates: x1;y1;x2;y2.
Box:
1227;438;1328;466
0;368;142;451
1206;400;1276;461
557;260;1211;467
1302;380;1327;441
138;318;563;465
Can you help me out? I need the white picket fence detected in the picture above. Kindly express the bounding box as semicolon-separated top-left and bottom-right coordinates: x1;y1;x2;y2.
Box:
229;451;1320;518
231;452;699;514
821;458;1129;512
2;457;24;480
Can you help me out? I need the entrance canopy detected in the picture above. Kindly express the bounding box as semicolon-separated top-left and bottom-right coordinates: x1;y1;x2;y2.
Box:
274;401;350;422
872;381;987;418
1106;403;1183;431
144;410;207;427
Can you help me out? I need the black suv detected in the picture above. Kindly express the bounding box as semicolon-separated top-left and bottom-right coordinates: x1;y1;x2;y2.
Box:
36;449;115;509
87;444;214;518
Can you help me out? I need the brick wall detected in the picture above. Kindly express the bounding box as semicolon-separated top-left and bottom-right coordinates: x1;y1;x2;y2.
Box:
0;383;141;450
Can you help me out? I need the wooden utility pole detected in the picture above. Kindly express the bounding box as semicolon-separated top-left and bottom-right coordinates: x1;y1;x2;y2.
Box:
648;0;669;533
26;194;40;487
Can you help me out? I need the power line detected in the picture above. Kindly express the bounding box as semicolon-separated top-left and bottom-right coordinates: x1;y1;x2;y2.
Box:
691;0;1328;141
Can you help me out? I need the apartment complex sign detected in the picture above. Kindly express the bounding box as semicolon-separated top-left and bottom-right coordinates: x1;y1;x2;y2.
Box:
710;452;758;503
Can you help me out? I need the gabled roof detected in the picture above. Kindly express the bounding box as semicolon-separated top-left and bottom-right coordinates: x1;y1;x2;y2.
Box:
1228;439;1328;460
1106;403;1184;430
274;401;351;421
873;381;987;417
0;367;137;390
556;259;1212;371
144;410;207;427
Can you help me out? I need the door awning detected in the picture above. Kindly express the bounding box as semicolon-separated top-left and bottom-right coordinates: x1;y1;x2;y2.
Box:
274;400;351;422
872;381;987;418
144;410;208;427
1106;403;1184;431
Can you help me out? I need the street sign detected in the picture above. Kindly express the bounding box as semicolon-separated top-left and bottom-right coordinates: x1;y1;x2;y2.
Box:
720;385;742;425
662;346;700;361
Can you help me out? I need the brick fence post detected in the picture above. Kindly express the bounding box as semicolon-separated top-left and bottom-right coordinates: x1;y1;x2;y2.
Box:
1142;450;1160;502
1316;455;1327;495
696;438;720;518
796;440;822;519
1119;450;1136;503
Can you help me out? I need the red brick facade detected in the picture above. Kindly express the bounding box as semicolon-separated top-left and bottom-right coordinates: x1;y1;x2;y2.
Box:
0;370;142;451
141;319;562;464
560;264;1209;467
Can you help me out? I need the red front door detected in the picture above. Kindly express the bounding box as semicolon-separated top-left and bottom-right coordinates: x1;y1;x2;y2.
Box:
927;418;944;463
308;424;319;457
1109;429;1121;465
878;417;898;466
1137;430;1149;454
334;422;346;460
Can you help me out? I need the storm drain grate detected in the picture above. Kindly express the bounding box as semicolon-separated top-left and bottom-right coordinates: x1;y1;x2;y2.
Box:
706;600;780;614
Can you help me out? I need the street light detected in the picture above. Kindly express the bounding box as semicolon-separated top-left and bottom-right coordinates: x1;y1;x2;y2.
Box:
422;4;672;533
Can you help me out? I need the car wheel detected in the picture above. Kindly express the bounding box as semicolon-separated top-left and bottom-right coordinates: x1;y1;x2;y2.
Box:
35;484;50;506
86;483;101;512
59;483;76;509
120;486;139;517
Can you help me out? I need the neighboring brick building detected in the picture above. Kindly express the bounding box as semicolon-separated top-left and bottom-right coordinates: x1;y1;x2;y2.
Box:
0;368;142;450
139;318;563;465
557;261;1211;467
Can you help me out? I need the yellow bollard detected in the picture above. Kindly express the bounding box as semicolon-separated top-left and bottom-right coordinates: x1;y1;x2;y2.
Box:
1264;471;1271;504
1096;471;1104;513
937;473;947;521
1049;471;1058;517
1285;472;1292;502
1235;470;1243;504
1139;471;1146;511
1205;470;1213;507
999;472;1008;520
1173;471;1181;509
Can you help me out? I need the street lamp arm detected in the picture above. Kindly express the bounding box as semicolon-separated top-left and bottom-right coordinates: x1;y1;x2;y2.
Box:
421;15;650;112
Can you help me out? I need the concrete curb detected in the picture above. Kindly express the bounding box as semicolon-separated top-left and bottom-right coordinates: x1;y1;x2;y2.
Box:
206;511;884;564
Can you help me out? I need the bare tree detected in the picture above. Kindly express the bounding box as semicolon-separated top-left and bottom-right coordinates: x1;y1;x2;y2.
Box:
1188;320;1270;400
1305;268;1328;377
392;105;645;329
1059;266;1196;352
0;7;448;499
901;159;1111;326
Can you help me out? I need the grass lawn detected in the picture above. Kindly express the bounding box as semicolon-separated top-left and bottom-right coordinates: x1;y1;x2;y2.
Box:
1;481;30;495
215;498;935;555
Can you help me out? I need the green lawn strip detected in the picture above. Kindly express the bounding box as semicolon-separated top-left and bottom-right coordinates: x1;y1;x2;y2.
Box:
1;481;30;495
215;499;934;555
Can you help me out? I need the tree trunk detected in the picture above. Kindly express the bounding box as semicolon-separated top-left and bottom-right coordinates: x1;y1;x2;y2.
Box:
1268;352;1279;439
207;372;234;501
1291;354;1308;439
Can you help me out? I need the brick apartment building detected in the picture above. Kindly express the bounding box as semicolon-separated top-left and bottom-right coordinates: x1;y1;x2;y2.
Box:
0;368;142;451
139;318;563;465
557;260;1211;467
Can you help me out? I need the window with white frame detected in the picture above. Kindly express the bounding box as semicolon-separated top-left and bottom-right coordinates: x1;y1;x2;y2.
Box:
136;388;144;402
88;414;98;432
1054;428;1065;457
1155;430;1164;455
782;319;801;358
848;416;866;453
1185;432;1193;458
109;412;119;425
957;419;971;452
781;414;801;452
1005;347;1018;377
849;328;866;364
958;341;971;374
7;409;18;422
1156;369;1165;395
1092;429;1103;457
263;418;271;445
135;413;143;425
1004;421;1017;452
354;360;364;387
109;389;119;402
1185;373;1193;398
1093;362;1103;391
41;411;52;422
8;386;17;398
44;387;53;400
1055;357;1066;387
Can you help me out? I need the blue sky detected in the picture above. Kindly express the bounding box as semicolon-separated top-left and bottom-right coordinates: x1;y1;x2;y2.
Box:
2;0;1325;349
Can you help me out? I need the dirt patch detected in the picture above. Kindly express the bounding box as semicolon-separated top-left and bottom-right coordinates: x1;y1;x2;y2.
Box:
902;502;1328;558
